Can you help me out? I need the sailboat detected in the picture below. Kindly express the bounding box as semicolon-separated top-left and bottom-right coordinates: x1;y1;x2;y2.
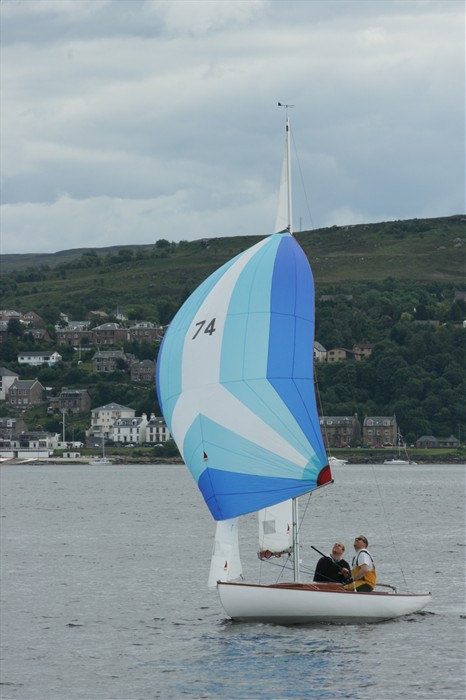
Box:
384;429;417;465
89;435;112;466
156;108;430;623
328;455;348;467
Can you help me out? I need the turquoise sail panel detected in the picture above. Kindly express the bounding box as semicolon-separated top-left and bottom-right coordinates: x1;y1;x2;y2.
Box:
156;233;331;520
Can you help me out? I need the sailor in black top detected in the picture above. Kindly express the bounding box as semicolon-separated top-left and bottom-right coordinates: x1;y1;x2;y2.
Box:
313;542;351;583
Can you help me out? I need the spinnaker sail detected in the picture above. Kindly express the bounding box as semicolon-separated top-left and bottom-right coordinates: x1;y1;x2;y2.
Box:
156;232;331;521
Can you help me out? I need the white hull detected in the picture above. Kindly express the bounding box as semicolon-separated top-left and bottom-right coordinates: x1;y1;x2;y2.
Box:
383;459;412;465
89;458;112;466
217;582;431;624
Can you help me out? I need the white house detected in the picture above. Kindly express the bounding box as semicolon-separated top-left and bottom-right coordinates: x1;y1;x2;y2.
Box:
0;367;19;400
18;350;62;367
10;431;60;450
313;341;327;362
89;403;135;438
1;431;60;460
111;413;149;444
146;415;171;444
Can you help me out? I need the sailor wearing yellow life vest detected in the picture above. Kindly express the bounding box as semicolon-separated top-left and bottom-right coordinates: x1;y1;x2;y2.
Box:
343;535;376;592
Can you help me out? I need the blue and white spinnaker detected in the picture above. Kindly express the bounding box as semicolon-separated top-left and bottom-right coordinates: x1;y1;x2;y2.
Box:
156;232;331;521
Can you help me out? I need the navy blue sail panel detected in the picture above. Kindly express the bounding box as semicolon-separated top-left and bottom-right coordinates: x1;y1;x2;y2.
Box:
268;235;327;466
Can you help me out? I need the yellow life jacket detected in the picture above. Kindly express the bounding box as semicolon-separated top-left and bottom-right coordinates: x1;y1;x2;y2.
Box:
344;549;376;590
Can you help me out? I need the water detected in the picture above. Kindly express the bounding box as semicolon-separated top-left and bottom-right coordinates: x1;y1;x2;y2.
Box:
1;463;464;700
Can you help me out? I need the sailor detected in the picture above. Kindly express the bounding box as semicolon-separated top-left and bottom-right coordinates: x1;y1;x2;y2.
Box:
313;542;351;583
344;535;376;592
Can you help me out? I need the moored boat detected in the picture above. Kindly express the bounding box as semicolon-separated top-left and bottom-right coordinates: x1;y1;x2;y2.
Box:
328;455;348;467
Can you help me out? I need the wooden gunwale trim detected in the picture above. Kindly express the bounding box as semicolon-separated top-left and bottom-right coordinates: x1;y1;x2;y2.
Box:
217;581;431;597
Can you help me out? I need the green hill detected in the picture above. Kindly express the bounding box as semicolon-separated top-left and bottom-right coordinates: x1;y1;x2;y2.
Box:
0;213;464;446
0;216;464;321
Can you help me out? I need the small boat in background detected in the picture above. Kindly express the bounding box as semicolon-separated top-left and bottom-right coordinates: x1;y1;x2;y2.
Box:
89;437;112;466
384;430;417;465
328;455;348;467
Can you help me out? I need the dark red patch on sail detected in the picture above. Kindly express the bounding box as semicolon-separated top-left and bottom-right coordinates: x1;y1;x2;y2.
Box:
317;465;332;486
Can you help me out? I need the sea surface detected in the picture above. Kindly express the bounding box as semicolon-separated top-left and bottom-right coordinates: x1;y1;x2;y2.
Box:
1;463;464;700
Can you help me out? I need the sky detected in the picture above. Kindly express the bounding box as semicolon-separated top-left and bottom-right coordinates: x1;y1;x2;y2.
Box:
1;0;464;255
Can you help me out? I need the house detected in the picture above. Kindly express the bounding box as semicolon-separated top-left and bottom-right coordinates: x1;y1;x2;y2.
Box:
327;348;355;362
0;416;27;437
130;359;156;383
0;430;58;459
69;321;91;330
352;343;374;359
17;350;62;367
0;310;22;322
313;342;327;362
89;403;135;438
363;416;397;447
87;310;109;321
91;323;128;346
128;322;162;343
92;350;133;373
10;430;59;451
7;379;45;406
415;435;438;448
111;413;149;444
23;311;43;325
320;415;361;448
438;435;460;448
0;367;19;400
146;415;171;444
49;389;92;414
26;328;52;343
56;326;92;347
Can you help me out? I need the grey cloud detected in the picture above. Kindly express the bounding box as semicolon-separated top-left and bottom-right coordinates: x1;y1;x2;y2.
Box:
1;0;464;254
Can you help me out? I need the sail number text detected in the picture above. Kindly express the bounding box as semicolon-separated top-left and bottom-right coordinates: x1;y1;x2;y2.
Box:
192;318;217;339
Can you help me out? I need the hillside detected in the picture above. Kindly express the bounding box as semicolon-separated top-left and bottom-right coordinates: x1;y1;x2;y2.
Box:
0;213;464;446
1;217;464;320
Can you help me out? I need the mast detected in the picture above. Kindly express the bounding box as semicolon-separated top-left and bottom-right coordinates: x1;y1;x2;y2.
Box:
285;114;292;234
276;102;294;234
278;102;300;582
279;103;300;581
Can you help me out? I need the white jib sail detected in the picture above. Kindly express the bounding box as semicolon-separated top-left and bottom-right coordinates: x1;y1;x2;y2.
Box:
208;518;243;588
258;500;293;559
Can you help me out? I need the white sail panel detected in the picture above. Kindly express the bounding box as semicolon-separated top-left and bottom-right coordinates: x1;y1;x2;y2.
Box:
208;518;243;588
258;500;293;559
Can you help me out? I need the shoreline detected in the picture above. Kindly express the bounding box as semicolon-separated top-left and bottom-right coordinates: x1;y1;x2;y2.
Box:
1;455;464;466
